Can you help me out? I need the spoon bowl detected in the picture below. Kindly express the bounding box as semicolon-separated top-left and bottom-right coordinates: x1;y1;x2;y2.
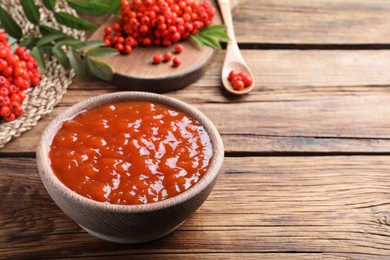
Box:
222;60;255;95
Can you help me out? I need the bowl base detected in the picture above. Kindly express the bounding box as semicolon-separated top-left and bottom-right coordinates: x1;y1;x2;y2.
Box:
79;221;185;244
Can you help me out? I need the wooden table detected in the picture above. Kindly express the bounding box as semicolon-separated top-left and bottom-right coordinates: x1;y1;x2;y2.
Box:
1;1;390;258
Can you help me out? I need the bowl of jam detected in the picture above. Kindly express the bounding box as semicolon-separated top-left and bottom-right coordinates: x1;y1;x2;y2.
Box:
36;92;224;244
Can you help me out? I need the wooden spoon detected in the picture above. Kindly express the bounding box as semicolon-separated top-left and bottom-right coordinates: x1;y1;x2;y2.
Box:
218;0;255;95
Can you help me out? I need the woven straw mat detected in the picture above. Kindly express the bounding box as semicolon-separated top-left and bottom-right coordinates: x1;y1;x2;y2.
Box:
0;0;85;148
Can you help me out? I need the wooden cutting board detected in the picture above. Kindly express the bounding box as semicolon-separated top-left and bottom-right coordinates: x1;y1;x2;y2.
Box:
88;0;238;93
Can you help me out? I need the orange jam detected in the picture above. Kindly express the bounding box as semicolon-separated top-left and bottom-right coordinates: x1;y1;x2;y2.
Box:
49;101;213;205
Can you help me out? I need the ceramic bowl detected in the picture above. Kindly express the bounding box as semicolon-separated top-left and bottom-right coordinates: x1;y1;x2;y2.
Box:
36;92;224;244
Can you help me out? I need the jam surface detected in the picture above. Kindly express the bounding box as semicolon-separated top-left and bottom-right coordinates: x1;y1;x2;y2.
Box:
49;101;212;205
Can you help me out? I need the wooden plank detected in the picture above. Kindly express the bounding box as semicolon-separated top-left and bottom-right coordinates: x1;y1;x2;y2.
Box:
235;0;390;44
3;92;390;154
67;254;349;260
69;50;390;91
1;156;389;258
3;49;390;154
83;1;390;45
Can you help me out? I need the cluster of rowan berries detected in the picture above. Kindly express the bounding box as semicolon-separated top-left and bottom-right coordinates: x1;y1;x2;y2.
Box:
103;0;216;54
0;31;41;122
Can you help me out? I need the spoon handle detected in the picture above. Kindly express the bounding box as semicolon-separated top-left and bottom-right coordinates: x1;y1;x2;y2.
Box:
218;0;236;43
218;0;244;63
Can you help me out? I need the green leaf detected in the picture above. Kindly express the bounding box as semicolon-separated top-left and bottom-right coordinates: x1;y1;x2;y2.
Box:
43;0;56;11
199;35;222;49
191;25;228;49
55;39;83;48
191;34;205;46
68;0;112;16
75;40;106;50
42;46;53;55
20;0;40;25
52;46;70;69
200;24;226;34
200;24;229;44
32;46;46;69
19;36;39;49
107;0;121;15
39;25;74;40
67;49;87;79
0;5;23;39
203;30;230;42
195;24;230;48
86;57;113;81
37;33;66;47
39;25;60;36
54;12;97;30
86;47;118;57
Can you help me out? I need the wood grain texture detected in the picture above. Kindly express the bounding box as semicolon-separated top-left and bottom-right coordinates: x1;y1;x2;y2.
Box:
2;2;390;258
1;157;389;258
65;50;390;92
83;1;390;45
68;50;390;90
235;0;390;45
3;50;390;154
4;94;390;154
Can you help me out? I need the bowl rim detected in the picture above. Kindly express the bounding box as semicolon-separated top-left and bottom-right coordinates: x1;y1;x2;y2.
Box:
36;91;224;213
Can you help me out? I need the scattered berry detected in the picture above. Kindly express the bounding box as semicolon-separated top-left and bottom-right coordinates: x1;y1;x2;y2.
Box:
172;57;182;67
163;51;172;62
153;54;163;64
